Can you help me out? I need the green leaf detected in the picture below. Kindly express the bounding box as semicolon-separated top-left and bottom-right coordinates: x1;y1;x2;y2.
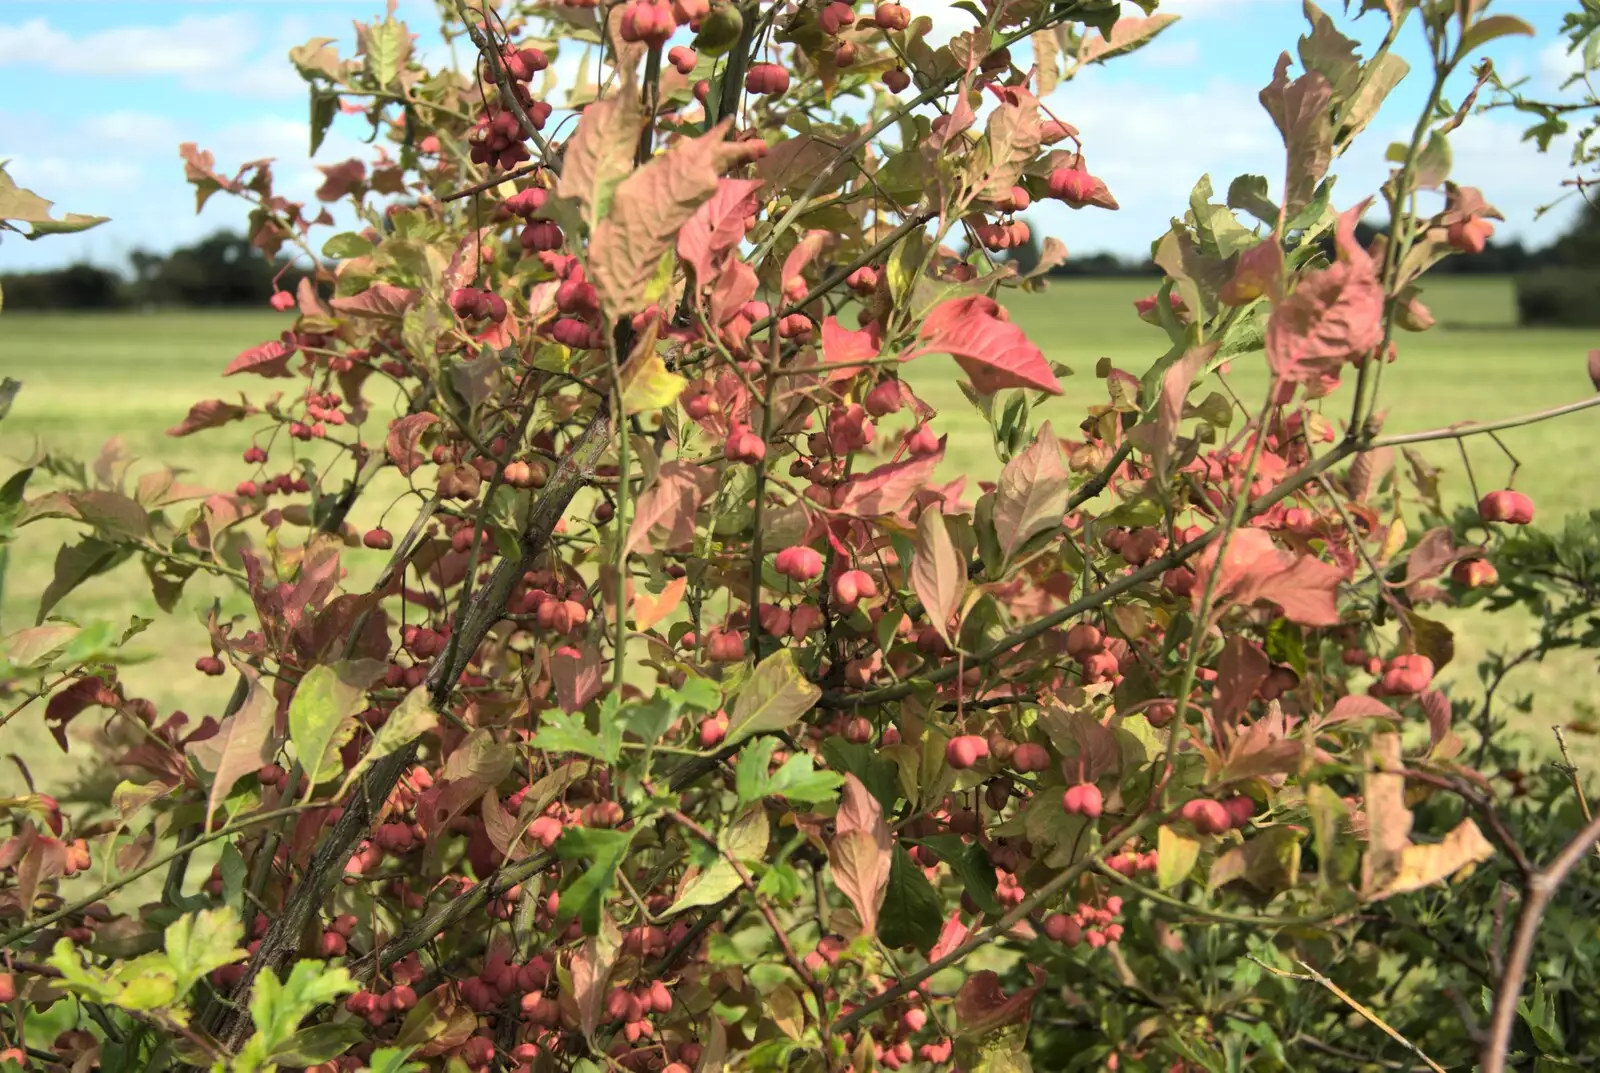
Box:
219;841;248;914
310;89;339;157
725;648;821;747
1414;130;1452;189
165;907;248;996
1460;13;1535;54
243;961;357;1061
1157;825;1201;890
1401;608;1455;673
363;17;409;87
763;752;845;805
915;833;1002;915
339;685;437;798
819;737;899;813
1226;174;1279;228
266;1023;367;1066
362;1047;424;1073
288;663;369;790
322;231;374;260
878;845;943;954
38;537;129;624
530;706;621;764
554;827;633;934
671;808;767;914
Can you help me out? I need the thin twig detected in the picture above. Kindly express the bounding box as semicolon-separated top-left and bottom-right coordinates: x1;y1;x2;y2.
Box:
1251;957;1448;1073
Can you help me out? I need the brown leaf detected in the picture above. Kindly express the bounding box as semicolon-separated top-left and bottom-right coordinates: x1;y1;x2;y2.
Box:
911;507;963;644
385;413;438;478
224;338;295;379
1077;14;1181;65
166;398;254;437
834;449;944;517
1265;202;1383;397
1259;52;1334;219
188;667;275;831
1381;818;1494;897
329;282;418;319
588;119;749;318
557;92;646;232
994;420;1070;562
1215;636;1269;726
572;916;622;1040
954;966;1044;1038
1360;732;1412;895
1403;527;1472;594
829;774;891;938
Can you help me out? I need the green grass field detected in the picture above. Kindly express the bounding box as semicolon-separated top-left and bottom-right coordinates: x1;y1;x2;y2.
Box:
2;275;1598;795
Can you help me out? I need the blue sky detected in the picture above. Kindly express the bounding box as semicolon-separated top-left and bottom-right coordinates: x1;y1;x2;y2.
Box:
0;0;1587;274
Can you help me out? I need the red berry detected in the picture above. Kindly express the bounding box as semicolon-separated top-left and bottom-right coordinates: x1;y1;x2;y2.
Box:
363;527;393;550
195;655;226;676
1010;742;1050;774
745;62;790;95
774;545;824;582
1180;798;1231;836
0;973;15;1003
844;716;874;745
1061;782;1103;819
1065;623;1104;661
884;67;910;93
944;734;989;770
1376;653;1434;696
1451;557;1498;588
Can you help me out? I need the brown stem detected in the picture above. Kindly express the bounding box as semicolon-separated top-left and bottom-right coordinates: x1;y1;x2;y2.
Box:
1371;395;1600;449
1481;808;1600;1073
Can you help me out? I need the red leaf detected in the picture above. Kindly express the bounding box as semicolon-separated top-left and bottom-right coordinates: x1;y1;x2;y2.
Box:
834;446;944;517
911;507;964;643
913;297;1062;395
330;282;418;319
1194;527;1343;626
678;178;764;283
1322;694;1398;726
710;260;759;327
316;158;366;202
1265;201;1383;396
385;413;439;478
224;338;295;379
166;398;254;437
551;645;603;714
45;677;118;751
829;774;892;938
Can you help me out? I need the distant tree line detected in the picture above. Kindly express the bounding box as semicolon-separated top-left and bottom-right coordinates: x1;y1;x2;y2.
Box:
0;231;316;312
4;206;1597;325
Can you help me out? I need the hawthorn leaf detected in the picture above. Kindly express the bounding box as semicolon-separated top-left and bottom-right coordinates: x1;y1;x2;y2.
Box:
1193;527;1342;626
557;92;646;232
288;663;369;791
339;686;438;799
166;399;253;437
879;844;944;954
678;177;764;282
531;707;621;764
633;576;687;632
385;413;438;478
555;826;633;934
189;668;275;830
911;507;964;643
1259;52;1334;219
994;421;1070;564
224;338;295;379
589;118;749;318
828;774;892;938
914;298;1063;395
725;648;821;746
835;449;944;517
163;906;248;996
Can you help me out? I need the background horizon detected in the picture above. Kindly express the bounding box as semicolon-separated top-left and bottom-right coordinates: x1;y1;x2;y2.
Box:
0;0;1587;274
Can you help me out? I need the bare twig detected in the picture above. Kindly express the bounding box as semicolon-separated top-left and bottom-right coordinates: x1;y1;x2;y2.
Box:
1251;957;1448;1073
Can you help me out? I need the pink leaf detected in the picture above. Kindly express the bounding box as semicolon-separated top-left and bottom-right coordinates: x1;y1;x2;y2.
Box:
315;158;366;202
166;398;254;436
829;773;892;938
1265;201;1383;396
911;507;964;643
625;461;719;558
1193;527;1343;626
188;668;274;831
834;447;944;517
552;645;603;714
1153;342;1216;482
329;282;418;319
385;413;438;479
994;421;1070;561
780;229;829;289
710;260;759;327
913;297;1062;395
224;338;295;379
954;967;1045;1037
1259;53;1335;219
678;177;764;283
1324;694;1400;725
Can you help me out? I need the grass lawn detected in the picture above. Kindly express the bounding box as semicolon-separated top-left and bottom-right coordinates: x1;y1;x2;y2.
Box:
2;276;1598;799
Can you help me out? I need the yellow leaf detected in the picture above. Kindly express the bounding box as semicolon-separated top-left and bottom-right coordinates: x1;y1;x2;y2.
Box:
633;576;687;632
620;349;685;416
1157;824;1200;890
769;982;805;1040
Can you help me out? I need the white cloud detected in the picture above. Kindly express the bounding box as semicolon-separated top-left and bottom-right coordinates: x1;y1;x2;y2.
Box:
0;15;257;77
1537;38;1585;93
1135;37;1201;68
